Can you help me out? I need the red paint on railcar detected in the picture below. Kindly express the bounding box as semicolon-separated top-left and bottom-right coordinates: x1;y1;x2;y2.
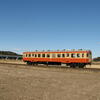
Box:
23;57;90;63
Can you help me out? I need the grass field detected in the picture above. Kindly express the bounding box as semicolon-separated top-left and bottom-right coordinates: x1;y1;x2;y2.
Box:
0;63;100;100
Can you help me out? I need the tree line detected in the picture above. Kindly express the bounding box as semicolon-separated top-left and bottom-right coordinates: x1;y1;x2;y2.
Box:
0;51;22;56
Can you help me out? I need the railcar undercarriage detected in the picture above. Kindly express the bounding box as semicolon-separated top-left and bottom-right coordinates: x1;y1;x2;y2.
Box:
26;61;89;68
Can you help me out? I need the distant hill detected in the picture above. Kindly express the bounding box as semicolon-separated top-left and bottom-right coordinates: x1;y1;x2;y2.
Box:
0;51;22;56
93;57;100;62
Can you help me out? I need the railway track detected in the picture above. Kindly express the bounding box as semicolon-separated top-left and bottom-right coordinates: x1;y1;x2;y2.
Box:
0;62;100;73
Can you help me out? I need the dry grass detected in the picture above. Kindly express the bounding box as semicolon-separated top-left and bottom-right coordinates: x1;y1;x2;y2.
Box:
0;64;100;100
0;59;25;64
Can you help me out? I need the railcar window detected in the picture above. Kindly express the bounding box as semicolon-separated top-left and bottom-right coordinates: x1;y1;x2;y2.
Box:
32;54;34;57
42;54;45;57
71;53;75;58
35;54;37;57
77;54;80;57
82;54;84;57
47;54;50;58
29;54;31;57
52;54;56;58
62;54;65;58
66;53;69;57
38;54;41;57
26;54;27;57
57;54;61;57
87;53;89;57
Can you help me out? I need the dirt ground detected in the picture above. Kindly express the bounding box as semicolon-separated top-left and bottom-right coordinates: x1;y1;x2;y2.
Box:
0;64;100;100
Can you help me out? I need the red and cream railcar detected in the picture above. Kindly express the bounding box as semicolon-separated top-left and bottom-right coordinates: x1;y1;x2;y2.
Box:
23;50;92;68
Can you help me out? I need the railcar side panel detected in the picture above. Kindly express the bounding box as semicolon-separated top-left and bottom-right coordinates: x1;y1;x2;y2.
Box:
23;50;92;68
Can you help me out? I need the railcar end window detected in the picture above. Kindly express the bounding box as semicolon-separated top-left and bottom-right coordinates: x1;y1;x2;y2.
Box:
87;53;89;57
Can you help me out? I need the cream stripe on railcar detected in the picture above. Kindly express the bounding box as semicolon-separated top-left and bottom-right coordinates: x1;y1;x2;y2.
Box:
68;53;71;58
79;53;83;58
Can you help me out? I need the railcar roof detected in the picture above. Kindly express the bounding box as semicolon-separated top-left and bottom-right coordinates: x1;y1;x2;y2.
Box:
23;50;91;54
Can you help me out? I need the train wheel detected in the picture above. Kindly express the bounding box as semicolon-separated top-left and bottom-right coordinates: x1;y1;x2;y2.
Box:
27;61;32;65
78;63;85;68
70;64;76;68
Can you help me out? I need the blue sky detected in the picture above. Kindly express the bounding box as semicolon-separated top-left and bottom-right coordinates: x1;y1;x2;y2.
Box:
0;0;100;57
